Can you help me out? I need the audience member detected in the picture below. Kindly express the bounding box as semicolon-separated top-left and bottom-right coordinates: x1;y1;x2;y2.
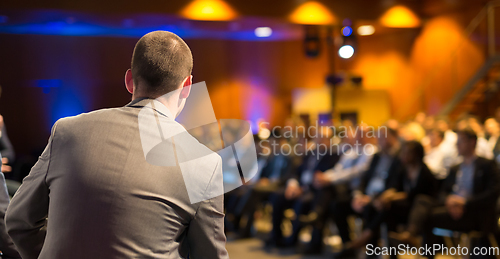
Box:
226;134;294;238
423;128;459;180
391;128;500;257
436;117;457;149
265;127;339;248
308;126;377;253
468;116;494;159
485;117;500;163
333;127;402;258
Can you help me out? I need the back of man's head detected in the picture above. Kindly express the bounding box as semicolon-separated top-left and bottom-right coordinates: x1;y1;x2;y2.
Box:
131;31;193;96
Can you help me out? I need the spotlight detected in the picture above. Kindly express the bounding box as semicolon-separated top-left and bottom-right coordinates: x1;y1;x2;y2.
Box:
338;45;354;59
254;27;272;37
180;0;237;21
380;5;421;28
357;25;375;36
338;19;357;59
341;26;352;36
289;1;337;25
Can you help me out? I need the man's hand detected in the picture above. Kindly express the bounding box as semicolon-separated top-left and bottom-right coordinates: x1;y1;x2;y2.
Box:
313;171;331;189
257;178;270;187
1;157;11;173
446;194;466;207
352;195;371;213
373;189;396;211
448;205;464;220
0;115;4;132
285;184;302;200
445;195;466;220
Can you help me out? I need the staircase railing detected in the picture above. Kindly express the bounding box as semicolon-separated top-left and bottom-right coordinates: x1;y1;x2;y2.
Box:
395;0;500;119
438;55;500;115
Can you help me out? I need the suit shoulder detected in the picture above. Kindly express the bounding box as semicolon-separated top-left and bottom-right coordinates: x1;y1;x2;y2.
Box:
54;108;124;126
51;108;129;139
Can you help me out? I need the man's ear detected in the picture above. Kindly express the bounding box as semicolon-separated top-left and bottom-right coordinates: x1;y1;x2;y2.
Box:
125;69;134;94
180;75;192;99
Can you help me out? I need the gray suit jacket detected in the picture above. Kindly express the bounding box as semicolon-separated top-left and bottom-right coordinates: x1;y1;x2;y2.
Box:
5;98;228;259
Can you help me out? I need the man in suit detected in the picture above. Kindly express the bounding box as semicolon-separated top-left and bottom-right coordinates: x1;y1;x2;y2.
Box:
392;128;500;256
5;31;228;259
333;127;403;258
309;126;376;254
265;127;340;248
225;133;293;238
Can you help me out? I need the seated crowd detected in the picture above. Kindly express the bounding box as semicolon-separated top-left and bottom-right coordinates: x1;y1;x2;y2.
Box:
224;113;500;258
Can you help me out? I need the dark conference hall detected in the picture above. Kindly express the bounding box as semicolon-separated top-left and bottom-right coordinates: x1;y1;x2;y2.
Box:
1;0;500;258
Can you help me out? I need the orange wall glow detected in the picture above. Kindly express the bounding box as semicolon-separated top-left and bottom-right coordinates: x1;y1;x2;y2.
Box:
409;16;484;117
289;1;337;25
181;0;237;21
380;5;421;28
351;14;484;120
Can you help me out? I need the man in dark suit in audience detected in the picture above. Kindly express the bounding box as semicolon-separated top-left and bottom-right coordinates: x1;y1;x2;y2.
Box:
334;127;403;258
392;128;500;257
265;127;339;248
226;133;294;238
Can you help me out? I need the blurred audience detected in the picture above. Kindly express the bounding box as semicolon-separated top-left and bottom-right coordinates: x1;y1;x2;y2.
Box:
308;125;377;253
225;132;294;238
390;128;500;259
332;127;402;258
264;127;339;248
222;110;500;259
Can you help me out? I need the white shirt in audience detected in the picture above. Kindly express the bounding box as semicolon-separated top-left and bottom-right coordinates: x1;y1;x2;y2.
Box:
443;130;457;148
424;140;459;179
476;136;494;159
324;145;377;189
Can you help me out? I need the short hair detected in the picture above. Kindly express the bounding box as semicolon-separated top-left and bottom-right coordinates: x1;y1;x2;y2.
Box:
457;128;478;142
131;31;193;95
402;140;425;162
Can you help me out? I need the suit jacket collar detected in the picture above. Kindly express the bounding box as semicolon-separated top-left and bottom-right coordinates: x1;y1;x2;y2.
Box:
125;98;174;119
